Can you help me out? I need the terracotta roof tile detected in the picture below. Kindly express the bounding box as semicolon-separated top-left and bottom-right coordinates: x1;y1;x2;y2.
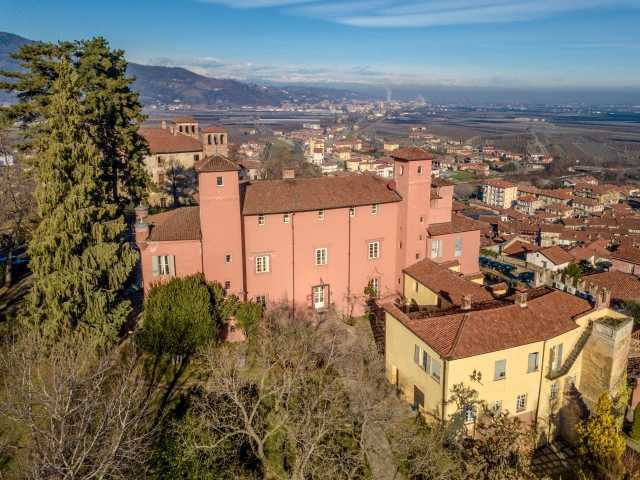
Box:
196;155;240;172
404;258;494;306
384;289;593;359
611;246;640;265
585;271;640;302
139;128;203;154
538;245;574;265
201;124;227;133
428;214;483;236
390;147;434;161
242;174;401;215
146;207;201;242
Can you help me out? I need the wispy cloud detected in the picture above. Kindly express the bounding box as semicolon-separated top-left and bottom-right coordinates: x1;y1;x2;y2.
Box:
197;0;640;27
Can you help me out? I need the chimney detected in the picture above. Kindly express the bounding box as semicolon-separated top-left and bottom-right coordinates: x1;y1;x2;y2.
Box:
283;168;296;180
161;120;167;130
135;220;149;242
461;294;472;311
135;203;149;222
515;290;528;308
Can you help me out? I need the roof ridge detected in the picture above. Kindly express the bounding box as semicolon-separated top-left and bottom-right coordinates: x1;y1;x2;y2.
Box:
446;313;470;358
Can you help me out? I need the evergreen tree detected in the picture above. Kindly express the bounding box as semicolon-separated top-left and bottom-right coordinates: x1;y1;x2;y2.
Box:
0;37;148;211
24;61;137;344
630;402;640;441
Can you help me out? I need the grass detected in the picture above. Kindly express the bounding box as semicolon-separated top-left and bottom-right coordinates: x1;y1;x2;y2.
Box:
448;170;475;183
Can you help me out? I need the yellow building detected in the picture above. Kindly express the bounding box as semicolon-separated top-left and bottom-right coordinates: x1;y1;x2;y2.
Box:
482;179;518;209
383;281;632;443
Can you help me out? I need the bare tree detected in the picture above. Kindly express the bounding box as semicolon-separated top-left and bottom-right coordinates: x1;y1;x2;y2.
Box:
0;333;159;479
0;134;35;288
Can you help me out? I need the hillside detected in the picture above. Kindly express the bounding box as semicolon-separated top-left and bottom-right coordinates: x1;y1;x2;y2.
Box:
0;32;362;107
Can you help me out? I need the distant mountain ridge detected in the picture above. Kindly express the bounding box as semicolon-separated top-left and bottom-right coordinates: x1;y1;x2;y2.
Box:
0;32;363;106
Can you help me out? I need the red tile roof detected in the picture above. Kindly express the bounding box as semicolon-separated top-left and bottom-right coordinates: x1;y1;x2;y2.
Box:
611;246;640;265
484;179;516;189
390;147;434;162
428;214;484;237
139;128;203;154
585;271;640;302
537;245;574;265
242;174;401;215
404;258;494;306
146;207;201;242
196;155;240;172
201;124;227;133
174;116;196;123
383;289;593;359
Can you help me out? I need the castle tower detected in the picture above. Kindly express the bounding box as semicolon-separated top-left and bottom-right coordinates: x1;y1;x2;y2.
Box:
201;125;229;158
197;156;245;297
390;147;433;281
174;116;199;138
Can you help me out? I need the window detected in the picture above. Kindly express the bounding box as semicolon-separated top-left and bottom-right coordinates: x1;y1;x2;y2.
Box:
207;134;212;145
216;176;224;187
224;281;231;290
371;204;379;215
414;280;419;293
255;295;267;307
225;254;232;263
417;165;423;175
157;156;165;167
421;349;430;372
399;166;404;176
550;343;564;372
431;358;442;382
464;405;476;423
315;248;328;266
454;238;463;257
318;209;325;221
283;213;290;224
414;345;421;366
258;215;265;226
369;278;380;297
430;239;442;259
152;255;174;277
419;216;424;223
550;383;559;400
349;207;356;217
516;394;527;412
494;359;506;381
527;352;539;373
194;154;200;162
368;241;380;259
415;253;420;260
255;255;270;273
312;285;325;309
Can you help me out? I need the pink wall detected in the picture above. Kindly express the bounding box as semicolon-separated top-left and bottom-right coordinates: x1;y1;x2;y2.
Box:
199;171;245;296
426;229;481;275
429;185;454;224
394;158;432;281
243;203;398;315
139;240;203;292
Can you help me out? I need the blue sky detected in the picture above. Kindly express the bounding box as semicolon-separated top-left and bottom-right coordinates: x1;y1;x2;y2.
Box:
2;0;640;88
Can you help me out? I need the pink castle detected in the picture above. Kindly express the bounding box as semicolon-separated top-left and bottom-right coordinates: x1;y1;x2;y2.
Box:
135;147;482;315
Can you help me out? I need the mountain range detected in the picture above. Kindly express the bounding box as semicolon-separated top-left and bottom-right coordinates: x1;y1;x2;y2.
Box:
0;32;363;107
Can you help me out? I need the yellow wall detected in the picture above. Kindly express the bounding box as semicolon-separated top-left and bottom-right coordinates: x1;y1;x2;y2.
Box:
403;273;440;306
385;305;629;433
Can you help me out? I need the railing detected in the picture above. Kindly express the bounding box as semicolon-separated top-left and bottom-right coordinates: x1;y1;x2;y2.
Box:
547;323;593;380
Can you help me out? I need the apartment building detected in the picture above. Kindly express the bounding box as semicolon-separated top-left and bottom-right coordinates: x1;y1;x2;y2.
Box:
135;147;482;315
383;279;632;442
482;179;518;209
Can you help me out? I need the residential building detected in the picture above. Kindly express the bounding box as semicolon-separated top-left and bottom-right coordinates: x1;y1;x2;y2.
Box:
482;179;518;208
526;245;574;272
135;147;482;315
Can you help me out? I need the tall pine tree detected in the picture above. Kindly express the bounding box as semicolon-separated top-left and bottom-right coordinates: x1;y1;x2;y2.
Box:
25;61;137;344
0;37;148;212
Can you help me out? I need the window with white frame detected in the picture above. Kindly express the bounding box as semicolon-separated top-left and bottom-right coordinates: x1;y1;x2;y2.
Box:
216;176;224;186
464;405;476;423
258;215;265;226
283;213;290;224
152;255;174;277
431;358;442;382
368;241;380;259
255;295;267;307
430;239;442;258
255;255;270;273
494;359;507;381
417;165;423;175
318;209;325;220
516;394;527;412
550;343;564;372
369;278;380;297
315;248;327;266
349;207;356;217
454;238;463;257
371;204;379;215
